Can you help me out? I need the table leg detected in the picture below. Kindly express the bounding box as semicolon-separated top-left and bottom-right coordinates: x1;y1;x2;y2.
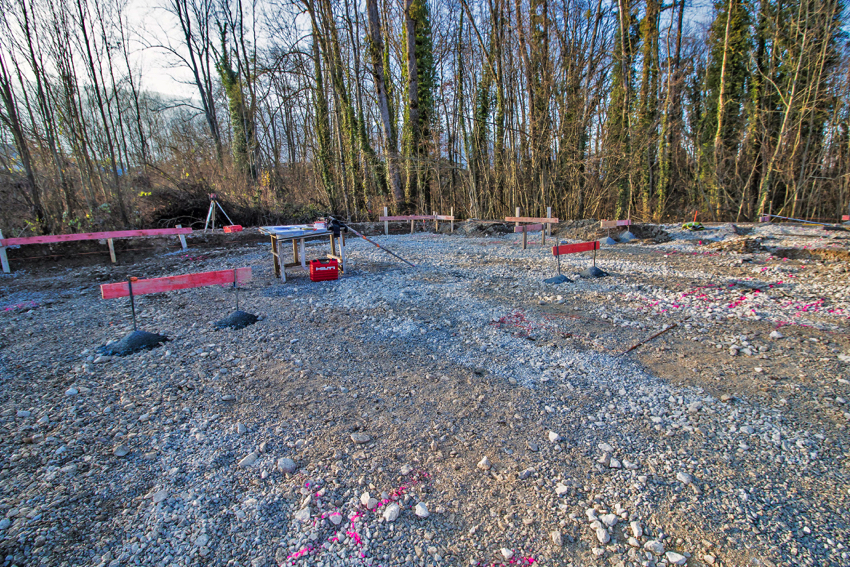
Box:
277;238;286;282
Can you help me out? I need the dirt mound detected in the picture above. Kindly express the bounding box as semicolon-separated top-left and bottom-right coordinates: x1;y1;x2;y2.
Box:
456;221;513;237
555;221;670;243
772;247;850;262
706;237;764;253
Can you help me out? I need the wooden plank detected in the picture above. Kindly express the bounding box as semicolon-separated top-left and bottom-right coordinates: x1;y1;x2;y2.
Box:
101;267;252;299
552;241;600;256
505;217;560;224
514;223;544;233
435;215;455;221
379;215;435;221
600;219;631;229
0;227;193;247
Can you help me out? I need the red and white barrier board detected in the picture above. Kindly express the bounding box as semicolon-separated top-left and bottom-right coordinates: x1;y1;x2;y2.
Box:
1;227;192;273
514;223;544;233
101;267;251;299
552;241;600;256
0;227;191;247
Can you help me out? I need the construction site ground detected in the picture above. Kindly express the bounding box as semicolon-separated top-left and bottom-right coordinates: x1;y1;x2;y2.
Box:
0;221;848;567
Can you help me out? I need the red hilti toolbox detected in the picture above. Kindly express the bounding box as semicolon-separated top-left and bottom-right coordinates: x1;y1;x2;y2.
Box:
223;225;243;233
309;258;339;282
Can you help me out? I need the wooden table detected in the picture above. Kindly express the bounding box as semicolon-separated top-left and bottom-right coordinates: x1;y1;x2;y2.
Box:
258;226;346;282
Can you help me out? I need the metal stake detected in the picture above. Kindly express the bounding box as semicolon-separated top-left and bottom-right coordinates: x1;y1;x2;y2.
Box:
128;278;137;331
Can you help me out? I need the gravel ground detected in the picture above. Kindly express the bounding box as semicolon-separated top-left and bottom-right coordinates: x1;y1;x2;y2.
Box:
1;222;849;567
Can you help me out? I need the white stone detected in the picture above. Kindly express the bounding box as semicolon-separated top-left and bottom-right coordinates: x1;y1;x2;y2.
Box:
16;410;30;418
238;452;258;467
598;442;614;453
599;514;618;527
277;457;297;473
630;520;642;538
360;492;372;507
382;503;401;522
294;507;310;522
628;537;640;547
194;534;209;548
414;502;429;518
770;330;784;339
551;530;563;546
477;456;491;471
351;433;371;444
548;431;562;443
329;512;343;525
400;464;414;475
236;423;247;435
665;551;688;565
676;472;693;485
644;540;664;555
151;490;168;504
65;388;78;396
608;458;622;469
595;528;610;544
113;445;130;457
500;548;513;560
704;554;716;564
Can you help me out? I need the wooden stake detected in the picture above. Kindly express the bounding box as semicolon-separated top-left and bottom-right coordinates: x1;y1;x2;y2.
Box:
107;238;117;263
434;211;438;231
176;224;188;250
384;207;389;235
0;230;9;273
411;219;414;234
522;228;527;250
450;207;454;233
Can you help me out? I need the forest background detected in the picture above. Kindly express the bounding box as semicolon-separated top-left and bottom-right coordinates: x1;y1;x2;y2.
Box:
0;0;848;235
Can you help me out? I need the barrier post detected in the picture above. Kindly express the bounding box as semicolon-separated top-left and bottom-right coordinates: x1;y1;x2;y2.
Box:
450;207;454;233
0;230;9;273
434;211;438;231
384;207;389;235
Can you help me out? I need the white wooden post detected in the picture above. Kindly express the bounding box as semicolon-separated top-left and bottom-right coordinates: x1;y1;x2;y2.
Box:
411;219;414;234
434;211;438;231
384;207;389;235
450;207;454;233
176;224;188;250
0;230;9;273
107;238;117;263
